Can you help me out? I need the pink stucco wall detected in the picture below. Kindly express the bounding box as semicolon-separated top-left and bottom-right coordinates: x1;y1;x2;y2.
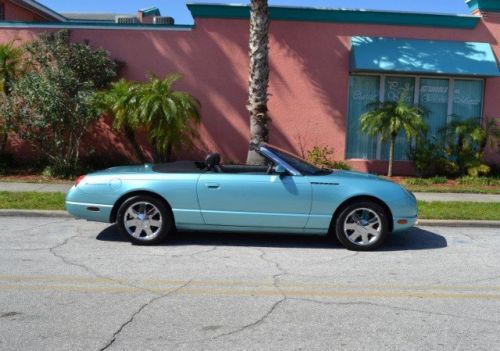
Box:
0;9;498;174
2;1;47;22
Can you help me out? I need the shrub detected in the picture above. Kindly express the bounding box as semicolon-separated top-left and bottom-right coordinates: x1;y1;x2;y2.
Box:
408;137;458;177
409;118;497;178
8;30;117;178
0;40;24;154
403;178;430;186
0;151;15;174
429;176;448;184
441;117;491;177
457;176;500;186
307;146;351;170
100;74;201;162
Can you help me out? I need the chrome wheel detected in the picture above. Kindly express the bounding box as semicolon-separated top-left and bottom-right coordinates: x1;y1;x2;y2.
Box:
343;207;382;246
123;201;163;241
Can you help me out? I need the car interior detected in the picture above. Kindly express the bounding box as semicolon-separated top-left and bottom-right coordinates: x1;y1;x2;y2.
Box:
152;152;275;174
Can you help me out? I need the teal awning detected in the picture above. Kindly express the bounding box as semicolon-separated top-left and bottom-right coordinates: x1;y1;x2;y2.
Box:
351;36;500;77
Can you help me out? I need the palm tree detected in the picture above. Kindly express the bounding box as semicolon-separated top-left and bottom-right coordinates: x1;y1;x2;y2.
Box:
136;74;201;162
360;94;427;177
0;41;23;95
0;40;23;153
101;79;145;162
441;117;497;175
246;0;270;165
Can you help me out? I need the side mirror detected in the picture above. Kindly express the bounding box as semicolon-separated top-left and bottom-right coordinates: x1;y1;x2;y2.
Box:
274;164;288;176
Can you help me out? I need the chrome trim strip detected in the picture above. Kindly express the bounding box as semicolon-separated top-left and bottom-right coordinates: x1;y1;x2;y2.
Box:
258;146;302;176
66;201;113;208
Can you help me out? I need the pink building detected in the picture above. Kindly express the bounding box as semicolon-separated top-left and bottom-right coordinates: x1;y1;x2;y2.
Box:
0;0;498;174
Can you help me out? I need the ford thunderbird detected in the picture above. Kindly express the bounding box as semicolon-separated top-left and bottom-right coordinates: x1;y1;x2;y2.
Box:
65;143;417;250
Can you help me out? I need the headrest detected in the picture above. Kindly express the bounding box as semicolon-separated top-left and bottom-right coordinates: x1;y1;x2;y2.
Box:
205;153;221;170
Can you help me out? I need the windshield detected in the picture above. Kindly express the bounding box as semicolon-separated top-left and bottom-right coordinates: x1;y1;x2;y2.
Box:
264;145;332;176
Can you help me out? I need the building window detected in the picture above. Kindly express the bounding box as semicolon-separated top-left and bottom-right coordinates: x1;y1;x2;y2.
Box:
0;2;5;21
346;75;379;160
419;78;449;138
346;74;484;160
452;79;483;123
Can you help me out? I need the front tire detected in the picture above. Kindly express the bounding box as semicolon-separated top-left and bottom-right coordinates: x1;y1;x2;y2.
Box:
116;195;173;245
335;201;389;251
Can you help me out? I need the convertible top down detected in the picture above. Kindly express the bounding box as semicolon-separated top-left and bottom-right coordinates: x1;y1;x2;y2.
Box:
66;143;417;251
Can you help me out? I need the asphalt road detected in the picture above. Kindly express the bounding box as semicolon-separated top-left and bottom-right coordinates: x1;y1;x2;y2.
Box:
1;217;499;351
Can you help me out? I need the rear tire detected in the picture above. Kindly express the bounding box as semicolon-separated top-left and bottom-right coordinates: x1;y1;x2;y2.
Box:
335;201;389;251
116;195;173;245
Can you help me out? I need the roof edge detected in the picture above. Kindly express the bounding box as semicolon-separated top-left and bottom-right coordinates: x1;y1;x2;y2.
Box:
11;0;68;22
0;20;194;31
466;0;500;13
187;3;480;29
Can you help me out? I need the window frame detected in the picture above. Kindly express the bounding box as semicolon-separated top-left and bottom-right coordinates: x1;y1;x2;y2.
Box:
345;73;485;161
0;2;5;21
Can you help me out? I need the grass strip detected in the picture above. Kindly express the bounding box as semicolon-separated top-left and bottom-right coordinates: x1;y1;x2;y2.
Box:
0;191;66;211
405;185;500;195
418;201;500;220
0;192;499;221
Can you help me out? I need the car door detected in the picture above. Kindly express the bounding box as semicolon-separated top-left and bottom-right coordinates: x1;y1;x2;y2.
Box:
197;173;312;229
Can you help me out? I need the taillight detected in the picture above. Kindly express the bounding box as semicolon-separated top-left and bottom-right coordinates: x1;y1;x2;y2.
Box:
75;175;86;186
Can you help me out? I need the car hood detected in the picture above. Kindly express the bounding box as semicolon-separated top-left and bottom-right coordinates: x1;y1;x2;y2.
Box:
327;170;381;180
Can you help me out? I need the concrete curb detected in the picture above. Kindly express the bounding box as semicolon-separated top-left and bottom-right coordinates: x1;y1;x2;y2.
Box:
0;210;499;228
0;210;72;218
417;219;500;228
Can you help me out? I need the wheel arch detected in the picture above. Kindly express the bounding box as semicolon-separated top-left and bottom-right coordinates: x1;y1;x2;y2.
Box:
329;195;394;233
110;190;174;223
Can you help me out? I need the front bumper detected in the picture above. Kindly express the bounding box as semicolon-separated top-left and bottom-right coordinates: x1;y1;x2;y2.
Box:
393;216;418;232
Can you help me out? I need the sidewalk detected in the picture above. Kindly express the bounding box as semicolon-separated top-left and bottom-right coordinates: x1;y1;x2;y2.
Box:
0;182;499;202
0;182;71;193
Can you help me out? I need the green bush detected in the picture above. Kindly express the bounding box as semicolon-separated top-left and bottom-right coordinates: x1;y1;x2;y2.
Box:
408;137;458;177
429;176;448;184
403;178;432;186
330;161;352;170
409;118;497;178
8;30;117;178
307;146;351;170
0;151;15;174
403;176;447;186
457;176;500;186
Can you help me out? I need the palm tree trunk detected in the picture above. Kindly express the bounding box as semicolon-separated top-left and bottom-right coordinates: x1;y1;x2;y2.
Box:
246;0;270;165
388;135;396;177
0;132;8;154
166;143;173;163
124;126;145;163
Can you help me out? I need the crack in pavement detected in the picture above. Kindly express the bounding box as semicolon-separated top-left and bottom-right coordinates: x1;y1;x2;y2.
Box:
172;246;217;259
288;297;500;325
48;227;156;294
210;248;288;340
99;280;192;351
173;248;289;348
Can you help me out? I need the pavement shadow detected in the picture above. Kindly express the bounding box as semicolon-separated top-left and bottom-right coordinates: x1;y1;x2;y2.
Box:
96;226;447;251
382;227;447;251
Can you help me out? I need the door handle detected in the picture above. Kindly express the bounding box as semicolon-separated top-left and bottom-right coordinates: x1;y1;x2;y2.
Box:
205;183;220;189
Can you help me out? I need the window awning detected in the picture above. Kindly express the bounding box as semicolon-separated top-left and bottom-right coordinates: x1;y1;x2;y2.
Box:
350;36;500;77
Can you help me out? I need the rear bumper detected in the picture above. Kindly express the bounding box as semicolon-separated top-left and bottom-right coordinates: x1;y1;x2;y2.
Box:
65;201;113;223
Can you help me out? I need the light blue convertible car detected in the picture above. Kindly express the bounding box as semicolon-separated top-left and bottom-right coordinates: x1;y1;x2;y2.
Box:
66;143;417;251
